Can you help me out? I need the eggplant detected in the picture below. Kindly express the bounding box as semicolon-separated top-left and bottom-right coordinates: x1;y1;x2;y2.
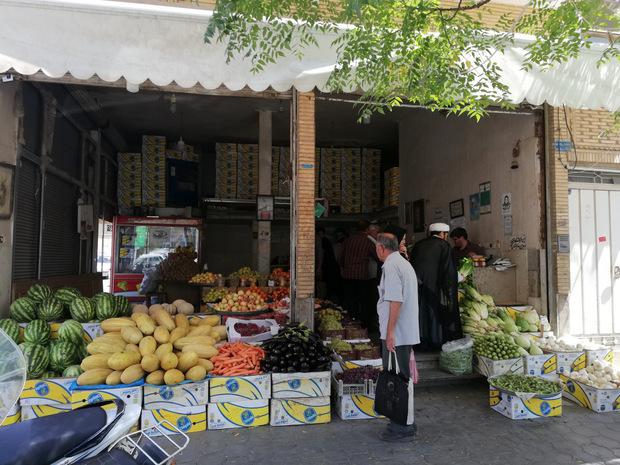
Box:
279;359;288;367
271;366;280;373
286;366;296;373
300;362;310;372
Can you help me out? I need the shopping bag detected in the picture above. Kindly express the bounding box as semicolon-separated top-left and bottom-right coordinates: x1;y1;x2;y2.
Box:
374;351;414;425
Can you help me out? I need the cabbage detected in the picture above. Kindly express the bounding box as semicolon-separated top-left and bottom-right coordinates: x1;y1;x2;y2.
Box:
459;258;474;278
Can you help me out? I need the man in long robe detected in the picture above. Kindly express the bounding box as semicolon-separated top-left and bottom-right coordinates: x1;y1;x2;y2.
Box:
410;223;462;350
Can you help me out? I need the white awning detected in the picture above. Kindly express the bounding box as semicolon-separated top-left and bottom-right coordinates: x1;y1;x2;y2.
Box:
1;0;619;110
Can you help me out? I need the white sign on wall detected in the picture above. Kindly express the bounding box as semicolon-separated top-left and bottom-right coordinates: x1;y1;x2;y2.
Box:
501;192;512;216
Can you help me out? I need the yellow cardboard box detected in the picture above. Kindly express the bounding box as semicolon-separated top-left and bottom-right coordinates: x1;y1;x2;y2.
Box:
21;403;72;421
270;397;331;426
20;377;76;406
143;380;209;410
141;406;207;436
209;374;271;402
335;395;383;420
207;400;269;430
71;386;143;409
271;372;331;399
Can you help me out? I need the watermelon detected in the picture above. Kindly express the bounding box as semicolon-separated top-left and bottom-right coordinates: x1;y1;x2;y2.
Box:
54;287;82;308
22;344;50;379
18;341;35;353
94;292;118;321
114;295;131;317
77;340;89;360
38;297;64;322
57;319;84;344
70;296;96;322
40;370;57;379
23;319;52;345
0;318;21;344
50;341;80;373
62;365;83;377
10;297;39;323
27;284;54;303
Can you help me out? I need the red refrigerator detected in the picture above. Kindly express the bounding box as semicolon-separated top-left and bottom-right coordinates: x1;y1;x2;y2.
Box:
110;216;203;302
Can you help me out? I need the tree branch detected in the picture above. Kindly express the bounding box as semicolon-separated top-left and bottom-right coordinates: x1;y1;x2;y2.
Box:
436;0;492;12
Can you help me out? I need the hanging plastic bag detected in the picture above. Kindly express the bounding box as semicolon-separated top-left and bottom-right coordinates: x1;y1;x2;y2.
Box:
138;266;158;296
439;337;473;375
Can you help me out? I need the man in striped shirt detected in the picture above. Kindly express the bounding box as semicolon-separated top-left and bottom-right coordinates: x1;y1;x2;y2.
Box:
337;220;379;329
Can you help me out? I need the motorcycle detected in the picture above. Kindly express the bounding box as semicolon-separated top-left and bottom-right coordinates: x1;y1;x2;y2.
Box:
0;329;189;465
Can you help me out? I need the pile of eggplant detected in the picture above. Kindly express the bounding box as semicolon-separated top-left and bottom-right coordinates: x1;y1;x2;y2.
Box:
259;322;332;373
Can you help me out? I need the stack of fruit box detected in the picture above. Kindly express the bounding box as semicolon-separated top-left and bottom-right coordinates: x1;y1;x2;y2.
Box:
270;367;332;427
384;167;399;208
319;147;341;207
340;148;362;214
117;152;142;214
237;144;258;200
215;143;238;199
142;135;167;207
141;379;209;436
331;359;384;420
207;369;271;430
361;148;381;213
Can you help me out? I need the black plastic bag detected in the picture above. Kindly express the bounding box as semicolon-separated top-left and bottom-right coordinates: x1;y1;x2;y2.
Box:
374;351;414;425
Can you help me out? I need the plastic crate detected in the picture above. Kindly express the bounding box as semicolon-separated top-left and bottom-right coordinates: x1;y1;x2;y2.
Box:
357;347;381;360
334;349;359;361
345;328;368;339
331;373;376;396
321;330;346;341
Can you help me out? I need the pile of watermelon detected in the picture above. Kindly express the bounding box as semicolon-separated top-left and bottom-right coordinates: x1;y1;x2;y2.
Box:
0;283;131;380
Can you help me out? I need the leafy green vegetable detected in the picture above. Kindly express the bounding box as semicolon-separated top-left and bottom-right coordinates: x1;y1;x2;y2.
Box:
459;258;474;278
491;374;561;394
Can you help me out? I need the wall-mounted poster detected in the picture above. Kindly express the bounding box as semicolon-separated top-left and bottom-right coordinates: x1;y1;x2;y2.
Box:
501;192;512;216
480;182;491;214
469;193;480;221
449;199;464;219
413;199;425;232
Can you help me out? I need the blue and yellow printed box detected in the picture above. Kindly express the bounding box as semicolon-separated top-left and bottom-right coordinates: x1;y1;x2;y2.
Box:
21;403;72;421
560;374;620;412
141;406;207;436
1;404;21;427
524;353;558;377
489;384;562;419
142;144;166;157
270;396;331;426
554;351;586;374
209;374;271;402
334;395;383;420
207;399;269;430
143;380;209;410
142;135;166;146
71;385;143;409
118;152;141;163
271;372;330;399
585;348;614;366
20;377;76;406
473;354;524;378
215;142;237;153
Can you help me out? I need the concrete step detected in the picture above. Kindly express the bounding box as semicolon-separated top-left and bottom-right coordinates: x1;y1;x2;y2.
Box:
414;352;440;370
417;367;486;387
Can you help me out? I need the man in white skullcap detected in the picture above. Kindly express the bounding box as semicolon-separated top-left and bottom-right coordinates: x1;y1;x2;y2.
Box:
409;222;462;351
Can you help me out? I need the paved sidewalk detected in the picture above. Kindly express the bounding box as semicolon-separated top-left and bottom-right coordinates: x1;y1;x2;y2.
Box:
169;379;620;465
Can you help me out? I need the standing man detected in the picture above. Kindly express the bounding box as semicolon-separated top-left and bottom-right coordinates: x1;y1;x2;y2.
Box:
375;232;419;442
337;220;378;327
410;223;462;351
450;227;486;262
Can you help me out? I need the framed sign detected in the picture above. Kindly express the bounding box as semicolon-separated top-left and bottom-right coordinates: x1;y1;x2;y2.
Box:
0;162;15;219
257;195;274;220
480;182;491;214
449;199;464;219
413;199;425;232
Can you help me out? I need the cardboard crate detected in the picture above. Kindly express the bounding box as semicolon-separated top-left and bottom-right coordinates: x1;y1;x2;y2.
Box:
269;396;331;426
141;406;207;436
143;380;209;410
20;377;76;406
585;348;614;366
208;374;271;403
21;403;72;421
271;372;330;399
0;404;21;427
71;385;143;409
473;354;524;377
524;353;558;376
560;374;620;412
489;384;562;419
547;350;586;374
334;394;384;420
207;399;269;430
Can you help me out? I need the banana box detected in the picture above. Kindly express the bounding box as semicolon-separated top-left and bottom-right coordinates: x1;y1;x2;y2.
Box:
81;322;104;342
142;135;166;146
585;348;614;366
334;395;384;420
118;169;142;182
271;372;330;399
143;179;166;192
216;158;238;171
1;404;20;426
237;187;258;200
554;351;586;374
342;170;362;182
118;152;141;163
473;354;524;377
341;204;362;214
270;396;331;426
489;384;562;419
362;171;380;184
385;197;399;208
215;142;237;154
384;167;399;180
216;185;237;199
362;147;382;159
560;374;620;412
20;377;76;406
209;374;271;402
119;161;142;173
71;386;143;409
341;147;361;158
321;179;341;191
142;152;166;165
142;171;166;183
21;403;72;421
320;172;340;183
184;152;199;163
141;406;207;436
142;144;166;157
142;189;166;202
237;174;259;187
207;399;269;430
331;359;383;373
320;147;341;159
238;143;258;155
118;189;142;202
143;161;166;174
166;149;184;160
143;380;209;410
524;353;558;377
215;175;237;187
119;179;142;191
362;163;381;175
238;159;258;171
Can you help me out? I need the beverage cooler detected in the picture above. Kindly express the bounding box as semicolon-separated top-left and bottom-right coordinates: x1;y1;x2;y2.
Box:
110;216;203;301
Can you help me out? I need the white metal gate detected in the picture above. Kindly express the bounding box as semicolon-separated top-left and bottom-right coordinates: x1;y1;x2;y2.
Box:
568;183;620;338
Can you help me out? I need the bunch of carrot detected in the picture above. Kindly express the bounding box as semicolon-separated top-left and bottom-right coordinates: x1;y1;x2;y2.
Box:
210;341;266;376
